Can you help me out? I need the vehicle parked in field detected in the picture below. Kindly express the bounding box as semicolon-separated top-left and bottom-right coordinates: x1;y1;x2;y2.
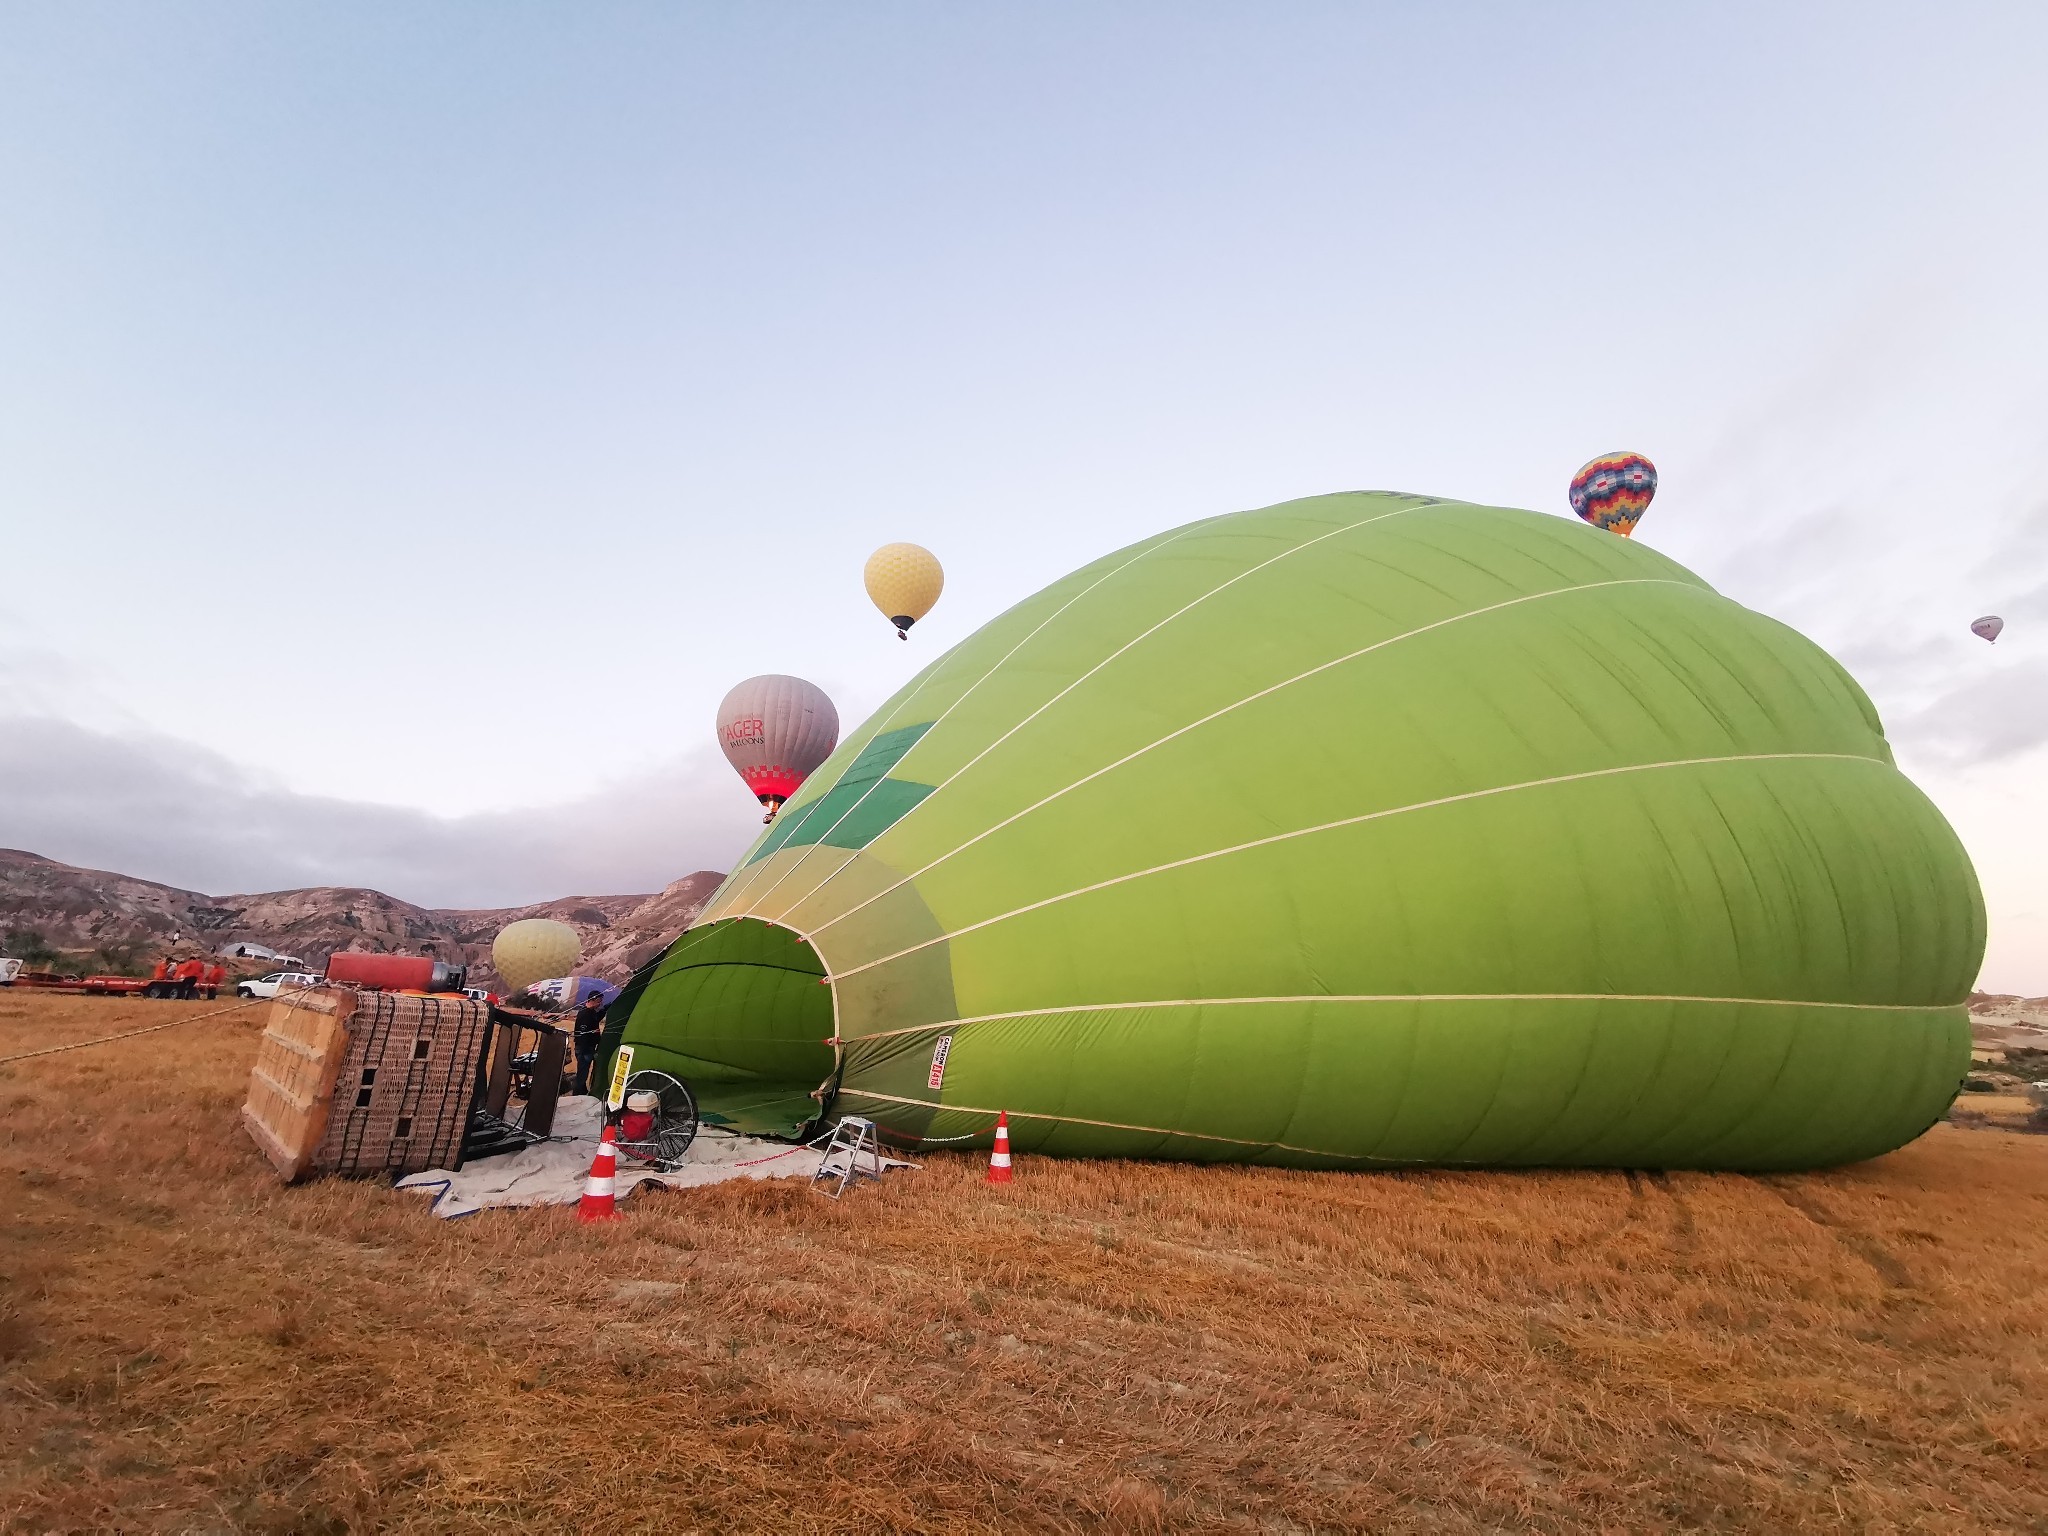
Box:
11;968;218;998
0;958;21;985
235;970;322;1000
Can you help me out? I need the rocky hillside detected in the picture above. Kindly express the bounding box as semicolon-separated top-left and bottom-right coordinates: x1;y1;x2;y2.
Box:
0;849;724;991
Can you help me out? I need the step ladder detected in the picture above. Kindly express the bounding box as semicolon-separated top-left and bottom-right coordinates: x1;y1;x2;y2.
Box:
811;1115;884;1199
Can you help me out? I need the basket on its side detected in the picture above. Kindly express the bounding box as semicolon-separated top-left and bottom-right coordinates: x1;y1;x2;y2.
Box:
243;987;492;1182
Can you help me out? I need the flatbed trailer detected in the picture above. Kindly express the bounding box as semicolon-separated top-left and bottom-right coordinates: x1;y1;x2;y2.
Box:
7;972;219;999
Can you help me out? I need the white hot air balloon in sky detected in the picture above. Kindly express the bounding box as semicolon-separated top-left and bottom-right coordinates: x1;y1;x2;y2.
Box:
1972;615;2005;643
494;918;581;996
717;674;839;821
863;542;944;639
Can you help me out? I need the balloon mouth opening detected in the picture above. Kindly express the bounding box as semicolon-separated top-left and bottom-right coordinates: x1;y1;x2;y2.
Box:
891;616;914;638
597;916;833;1138
758;793;787;824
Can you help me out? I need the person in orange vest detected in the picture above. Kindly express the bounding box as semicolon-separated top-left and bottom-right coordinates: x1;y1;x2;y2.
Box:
171;956;205;996
149;957;170;982
203;963;225;1000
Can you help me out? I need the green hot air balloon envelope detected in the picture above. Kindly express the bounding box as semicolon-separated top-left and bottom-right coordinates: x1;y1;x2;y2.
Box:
599;492;1983;1169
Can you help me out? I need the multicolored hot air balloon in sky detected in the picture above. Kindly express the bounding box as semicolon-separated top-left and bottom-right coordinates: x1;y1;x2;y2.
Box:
1569;452;1658;536
864;543;945;639
1972;615;2004;643
718;674;840;821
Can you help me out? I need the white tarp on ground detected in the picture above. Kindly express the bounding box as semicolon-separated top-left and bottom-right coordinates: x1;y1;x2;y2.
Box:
396;1097;909;1219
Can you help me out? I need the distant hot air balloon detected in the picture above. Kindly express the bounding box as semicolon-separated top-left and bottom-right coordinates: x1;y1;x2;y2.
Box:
1568;452;1658;536
718;674;839;821
531;975;620;1010
863;542;944;639
1972;615;2004;643
494;918;581;997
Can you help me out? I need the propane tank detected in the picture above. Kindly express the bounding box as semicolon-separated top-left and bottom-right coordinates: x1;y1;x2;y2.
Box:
324;952;469;993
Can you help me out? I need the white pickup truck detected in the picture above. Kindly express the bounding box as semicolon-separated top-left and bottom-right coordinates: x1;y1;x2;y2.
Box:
235;970;322;1000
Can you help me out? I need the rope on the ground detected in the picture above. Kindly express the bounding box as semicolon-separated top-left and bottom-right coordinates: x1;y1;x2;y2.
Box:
730;1119;872;1166
729;1144;816;1167
0;995;267;1065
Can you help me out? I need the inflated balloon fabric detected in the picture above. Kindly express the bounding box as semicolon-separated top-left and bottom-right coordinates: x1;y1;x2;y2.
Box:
607;492;1982;1168
1971;615;2004;643
863;543;945;635
1569;452;1658;536
494;918;581;996
717;675;839;805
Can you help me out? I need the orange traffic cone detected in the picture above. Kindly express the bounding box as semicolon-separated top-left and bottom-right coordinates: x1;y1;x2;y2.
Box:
987;1111;1013;1184
578;1125;621;1222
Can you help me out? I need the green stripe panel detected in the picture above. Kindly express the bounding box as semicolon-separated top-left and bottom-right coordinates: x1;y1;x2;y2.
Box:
747;722;937;864
748;778;937;864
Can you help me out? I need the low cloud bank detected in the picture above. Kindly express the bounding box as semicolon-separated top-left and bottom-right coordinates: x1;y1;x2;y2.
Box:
0;715;758;907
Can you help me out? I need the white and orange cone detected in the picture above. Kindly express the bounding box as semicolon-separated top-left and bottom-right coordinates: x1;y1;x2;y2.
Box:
987;1110;1013;1184
578;1125;621;1222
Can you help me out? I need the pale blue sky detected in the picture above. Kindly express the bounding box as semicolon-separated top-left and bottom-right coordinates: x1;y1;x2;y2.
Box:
3;5;2046;984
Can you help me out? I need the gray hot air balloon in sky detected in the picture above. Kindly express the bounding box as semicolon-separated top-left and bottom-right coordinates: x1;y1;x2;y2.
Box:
1971;615;2005;643
718;675;840;822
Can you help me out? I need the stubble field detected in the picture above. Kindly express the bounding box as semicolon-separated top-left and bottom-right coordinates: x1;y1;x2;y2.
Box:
3;989;2046;1533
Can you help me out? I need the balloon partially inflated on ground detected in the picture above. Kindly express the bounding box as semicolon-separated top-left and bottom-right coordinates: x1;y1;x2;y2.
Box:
493;919;581;996
602;490;1981;1170
863;542;944;638
718;674;839;819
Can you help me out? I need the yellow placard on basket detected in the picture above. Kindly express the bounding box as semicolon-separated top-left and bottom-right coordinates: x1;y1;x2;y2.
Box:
605;1045;635;1111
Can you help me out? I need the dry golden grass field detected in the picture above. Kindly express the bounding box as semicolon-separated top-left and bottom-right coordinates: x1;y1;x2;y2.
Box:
5;990;2048;1534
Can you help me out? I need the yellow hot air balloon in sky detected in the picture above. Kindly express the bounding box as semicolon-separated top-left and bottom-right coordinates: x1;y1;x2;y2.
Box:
493;918;581;995
863;542;944;639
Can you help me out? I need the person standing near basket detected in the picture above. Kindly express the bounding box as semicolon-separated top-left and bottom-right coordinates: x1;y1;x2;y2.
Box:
572;989;607;1096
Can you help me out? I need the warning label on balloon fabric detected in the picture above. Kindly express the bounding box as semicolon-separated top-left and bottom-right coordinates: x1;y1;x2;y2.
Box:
606;1046;635;1110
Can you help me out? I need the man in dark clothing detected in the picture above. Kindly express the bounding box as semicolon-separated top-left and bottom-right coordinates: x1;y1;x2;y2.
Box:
573;990;608;1096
